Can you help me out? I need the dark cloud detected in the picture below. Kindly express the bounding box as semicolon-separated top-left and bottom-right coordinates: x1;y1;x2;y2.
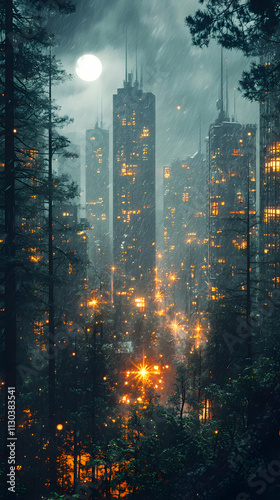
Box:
51;0;258;168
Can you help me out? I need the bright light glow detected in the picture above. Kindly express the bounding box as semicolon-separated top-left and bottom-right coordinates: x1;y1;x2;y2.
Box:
171;321;179;332
135;297;145;311
88;299;98;308
128;359;161;386
140;367;148;379
75;54;102;82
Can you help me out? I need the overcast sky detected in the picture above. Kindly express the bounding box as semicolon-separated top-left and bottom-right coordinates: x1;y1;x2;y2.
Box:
50;0;258;169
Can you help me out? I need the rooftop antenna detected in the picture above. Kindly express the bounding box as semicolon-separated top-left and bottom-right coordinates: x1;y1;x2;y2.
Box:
226;59;229;119
220;46;224;120
198;115;202;154
135;34;138;84
140;63;143;89
96;88;99;128
125;29;128;83
101;97;103;129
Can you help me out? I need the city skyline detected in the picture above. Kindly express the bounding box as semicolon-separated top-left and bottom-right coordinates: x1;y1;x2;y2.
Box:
85;122;110;269
3;2;280;498
53;4;258;167
113;71;156;294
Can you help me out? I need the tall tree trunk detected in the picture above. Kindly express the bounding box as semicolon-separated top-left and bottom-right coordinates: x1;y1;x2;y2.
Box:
73;422;78;492
91;323;97;494
246;160;251;363
4;0;17;496
246;158;253;428
73;331;78;493
48;45;56;491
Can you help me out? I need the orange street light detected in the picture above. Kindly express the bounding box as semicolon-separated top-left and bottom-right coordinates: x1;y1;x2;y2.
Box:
128;359;160;386
171;321;179;332
88;298;98;308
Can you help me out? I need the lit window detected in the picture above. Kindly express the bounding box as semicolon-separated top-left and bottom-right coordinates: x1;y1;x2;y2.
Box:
212;202;219;216
164;167;170;178
264;207;280;223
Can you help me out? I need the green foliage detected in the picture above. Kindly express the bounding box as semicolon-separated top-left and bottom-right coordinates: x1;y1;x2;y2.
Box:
186;0;280;53
186;0;280;101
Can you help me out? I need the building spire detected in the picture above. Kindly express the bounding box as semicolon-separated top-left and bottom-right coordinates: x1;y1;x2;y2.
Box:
198;114;202;154
125;29;128;84
96;88;99;128
101;97;103;129
140;64;143;89
135;35;138;84
220;46;224;120
226;58;229;119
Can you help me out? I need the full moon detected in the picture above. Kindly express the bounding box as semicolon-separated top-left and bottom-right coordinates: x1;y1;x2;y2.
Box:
75;54;102;82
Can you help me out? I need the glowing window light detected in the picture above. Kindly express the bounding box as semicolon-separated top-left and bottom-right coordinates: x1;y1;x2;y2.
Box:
141;127;150;138
164;167;170;178
265;158;280;173
264;207;280;223
135;297;145;311
212;202;219;216
268;142;280;154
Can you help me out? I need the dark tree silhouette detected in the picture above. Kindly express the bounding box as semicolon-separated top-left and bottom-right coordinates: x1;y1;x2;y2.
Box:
186;0;280;101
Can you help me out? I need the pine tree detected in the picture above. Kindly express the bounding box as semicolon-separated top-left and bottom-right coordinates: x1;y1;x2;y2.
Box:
1;0;76;496
186;0;280;101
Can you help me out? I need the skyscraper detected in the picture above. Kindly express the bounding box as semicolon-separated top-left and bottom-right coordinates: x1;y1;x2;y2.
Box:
113;72;156;296
208;119;256;297
208;53;256;303
163;154;208;313
86;124;110;269
259;50;280;297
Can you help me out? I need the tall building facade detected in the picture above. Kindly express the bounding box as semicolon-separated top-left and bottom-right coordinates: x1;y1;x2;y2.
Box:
208;115;256;301
163;153;208;314
86;124;110;269
113;73;156;296
259;51;280;296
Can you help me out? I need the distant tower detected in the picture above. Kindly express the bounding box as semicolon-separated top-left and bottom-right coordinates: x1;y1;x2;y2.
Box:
86;123;109;268
113;65;156;295
216;48;230;123
259;49;280;297
163;154;208;313
208;52;256;301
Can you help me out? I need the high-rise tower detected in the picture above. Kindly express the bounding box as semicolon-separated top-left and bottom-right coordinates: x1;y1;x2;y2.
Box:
163;154;208;313
86;124;110;268
113;72;156;295
259;49;280;297
208;54;257;302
